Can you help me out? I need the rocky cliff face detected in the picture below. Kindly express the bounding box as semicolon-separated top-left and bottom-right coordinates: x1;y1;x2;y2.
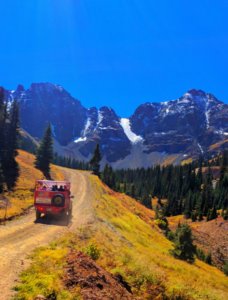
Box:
4;83;228;168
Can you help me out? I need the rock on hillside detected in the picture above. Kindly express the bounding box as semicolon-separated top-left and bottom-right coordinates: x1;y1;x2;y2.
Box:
64;251;135;300
4;83;228;168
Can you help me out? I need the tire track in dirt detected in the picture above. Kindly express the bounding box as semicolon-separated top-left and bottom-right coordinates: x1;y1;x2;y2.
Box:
0;168;94;300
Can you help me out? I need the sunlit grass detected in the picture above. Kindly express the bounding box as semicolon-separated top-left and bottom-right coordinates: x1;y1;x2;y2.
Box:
13;172;228;300
0;150;65;220
90;175;228;299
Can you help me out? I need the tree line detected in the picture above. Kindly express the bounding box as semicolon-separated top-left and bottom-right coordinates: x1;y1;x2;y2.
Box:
100;151;228;222
52;152;92;171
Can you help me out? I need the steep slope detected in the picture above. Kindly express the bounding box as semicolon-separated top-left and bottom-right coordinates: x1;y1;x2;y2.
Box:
4;84;228;168
12;172;228;300
168;214;228;271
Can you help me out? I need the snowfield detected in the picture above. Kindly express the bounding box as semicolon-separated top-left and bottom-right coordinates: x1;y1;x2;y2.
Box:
120;118;143;144
74;137;87;143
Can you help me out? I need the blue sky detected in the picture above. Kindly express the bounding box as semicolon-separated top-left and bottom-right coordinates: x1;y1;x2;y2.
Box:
0;0;228;116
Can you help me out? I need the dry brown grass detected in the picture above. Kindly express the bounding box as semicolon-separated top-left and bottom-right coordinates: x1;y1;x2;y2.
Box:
0;150;64;219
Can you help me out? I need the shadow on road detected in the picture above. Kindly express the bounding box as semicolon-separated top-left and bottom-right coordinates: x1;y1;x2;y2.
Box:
34;214;73;227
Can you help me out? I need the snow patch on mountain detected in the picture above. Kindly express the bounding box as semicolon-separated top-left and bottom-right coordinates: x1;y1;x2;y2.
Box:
198;143;204;154
74;137;87;143
82;118;91;136
97;110;103;125
120;118;143;144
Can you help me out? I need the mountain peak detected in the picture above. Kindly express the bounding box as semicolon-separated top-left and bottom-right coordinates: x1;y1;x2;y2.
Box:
186;88;207;97
17;84;25;92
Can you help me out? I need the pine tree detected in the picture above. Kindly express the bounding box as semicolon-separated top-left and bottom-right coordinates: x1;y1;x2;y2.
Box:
220;150;227;181
223;261;228;276
191;211;196;222
34;123;54;173
110;172;116;189
184;198;191;219
155;205;160;220
209;205;217;221
89;143;101;176
123;181;127;193
78;161;83;170
3;98;20;188
198;212;203;221
141;192;152;209
205;252;212;265
196;247;206;261
169;223;196;263
130;184;135;199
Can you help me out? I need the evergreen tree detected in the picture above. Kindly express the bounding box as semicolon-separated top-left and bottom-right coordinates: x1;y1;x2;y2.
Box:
141;192;152;209
198;212;203;221
34;123;54;173
220;150;227;181
184;197;191;219
209;205;217;221
78;161;83;170
155;205;160;220
123;181;127;193
101;163;109;184
169;223;196;263
223;261;228;276
196;247;206;261
191;211;196;222
3;98;20;188
205;252;212;265
110;172;116;189
130;184;135;199
89;143;101;176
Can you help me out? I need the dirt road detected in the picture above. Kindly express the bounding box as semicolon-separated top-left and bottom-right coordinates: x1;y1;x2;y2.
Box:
0;168;94;300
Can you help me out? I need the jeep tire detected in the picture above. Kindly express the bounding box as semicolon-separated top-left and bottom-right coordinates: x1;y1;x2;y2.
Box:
52;194;65;207
36;210;41;220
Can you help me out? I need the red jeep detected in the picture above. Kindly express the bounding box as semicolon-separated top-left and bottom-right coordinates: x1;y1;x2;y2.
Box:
34;180;73;220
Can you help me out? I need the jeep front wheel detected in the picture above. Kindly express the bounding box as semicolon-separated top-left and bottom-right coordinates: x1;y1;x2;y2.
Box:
36;210;41;220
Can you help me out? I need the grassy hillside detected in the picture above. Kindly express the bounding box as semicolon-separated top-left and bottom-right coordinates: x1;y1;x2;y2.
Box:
0;150;64;220
13;173;228;300
168;214;228;270
91;176;228;299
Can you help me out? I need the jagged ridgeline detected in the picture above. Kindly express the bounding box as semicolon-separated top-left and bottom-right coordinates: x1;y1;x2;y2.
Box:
5;83;228;169
101;151;228;221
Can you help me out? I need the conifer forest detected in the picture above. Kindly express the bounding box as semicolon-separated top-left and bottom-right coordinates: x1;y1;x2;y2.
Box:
101;151;228;222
